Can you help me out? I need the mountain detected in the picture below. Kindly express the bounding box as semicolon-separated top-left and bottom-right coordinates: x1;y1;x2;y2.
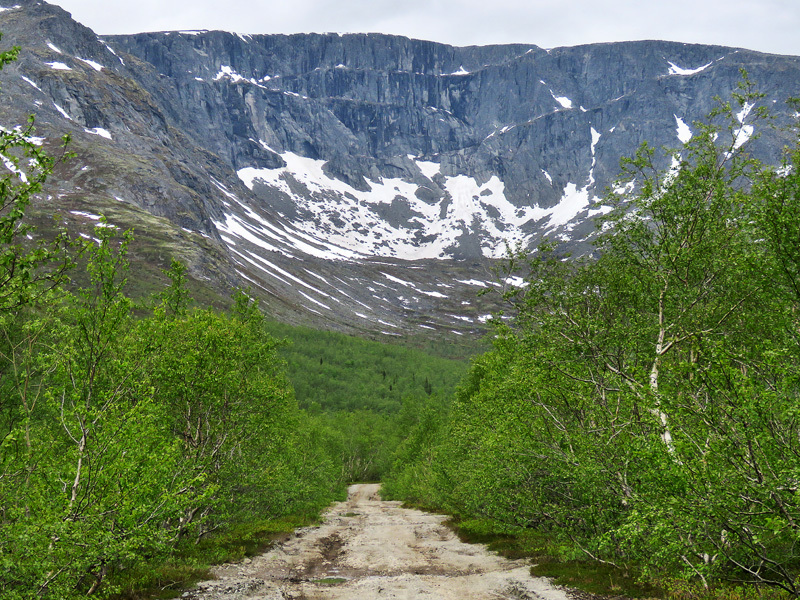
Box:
1;0;798;340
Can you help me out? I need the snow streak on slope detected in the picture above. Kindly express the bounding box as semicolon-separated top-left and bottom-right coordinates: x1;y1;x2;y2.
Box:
667;60;712;75
236;149;600;261
211;177;363;261
211;178;499;334
734;102;755;150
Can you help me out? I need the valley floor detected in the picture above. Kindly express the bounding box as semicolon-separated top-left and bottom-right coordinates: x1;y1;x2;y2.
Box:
185;484;577;600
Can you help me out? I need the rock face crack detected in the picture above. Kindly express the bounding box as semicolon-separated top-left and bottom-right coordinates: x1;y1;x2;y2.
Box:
182;483;573;600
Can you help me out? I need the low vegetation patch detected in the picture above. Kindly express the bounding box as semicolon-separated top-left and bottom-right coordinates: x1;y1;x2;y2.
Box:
314;577;349;585
110;516;318;599
448;518;659;598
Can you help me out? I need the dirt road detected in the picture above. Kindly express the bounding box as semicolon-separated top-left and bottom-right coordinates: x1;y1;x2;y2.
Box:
186;483;573;600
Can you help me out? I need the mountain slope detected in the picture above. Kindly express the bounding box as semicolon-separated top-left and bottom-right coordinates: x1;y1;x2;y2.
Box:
1;0;798;338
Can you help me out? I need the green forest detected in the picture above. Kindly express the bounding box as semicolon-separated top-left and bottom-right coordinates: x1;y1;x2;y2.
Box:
383;80;800;599
3;28;800;599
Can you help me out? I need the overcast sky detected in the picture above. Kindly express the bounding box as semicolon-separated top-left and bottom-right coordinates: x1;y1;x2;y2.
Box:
50;0;800;57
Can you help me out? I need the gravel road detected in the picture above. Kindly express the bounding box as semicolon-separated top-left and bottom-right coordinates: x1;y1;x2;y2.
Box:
183;483;574;600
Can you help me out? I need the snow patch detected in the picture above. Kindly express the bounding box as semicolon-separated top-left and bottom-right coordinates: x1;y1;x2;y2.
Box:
79;232;102;244
77;57;104;71
614;180;635;196
416;160;440;179
0;125;48;146
675;115;692;144
304;269;331;286
212;65;268;88
101;41;125;65
246;250;332;299
297;289;331;311
214;213;284;256
46;61;71;71
590;128;601;153
1;154;27;183
732;102;755;151
737;102;755;124
84;127;112;140
214;65;244;82
589;128;601;185
53;103;72;120
548;183;590;228
550;90;573;109
449;315;473;323
70;211;102;220
382;272;415;287
456;279;488;287
667;60;712;76
20;76;42;92
46;42;62;54
588;205;614;218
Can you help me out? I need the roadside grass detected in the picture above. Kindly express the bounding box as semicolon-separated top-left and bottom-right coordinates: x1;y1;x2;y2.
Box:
445;518;791;600
109;515;319;600
448;518;656;598
655;581;794;600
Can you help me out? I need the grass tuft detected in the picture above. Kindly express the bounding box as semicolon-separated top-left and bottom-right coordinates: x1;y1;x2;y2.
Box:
314;577;348;585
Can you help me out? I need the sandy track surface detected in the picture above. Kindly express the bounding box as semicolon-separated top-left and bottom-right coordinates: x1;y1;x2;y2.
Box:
185;483;572;600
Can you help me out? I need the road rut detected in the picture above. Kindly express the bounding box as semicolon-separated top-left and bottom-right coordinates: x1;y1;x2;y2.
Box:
185;483;573;600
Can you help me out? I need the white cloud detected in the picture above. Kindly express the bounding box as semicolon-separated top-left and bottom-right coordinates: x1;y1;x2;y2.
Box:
52;0;800;56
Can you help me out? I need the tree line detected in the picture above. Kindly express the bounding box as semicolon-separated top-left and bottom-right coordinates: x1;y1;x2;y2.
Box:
261;319;468;414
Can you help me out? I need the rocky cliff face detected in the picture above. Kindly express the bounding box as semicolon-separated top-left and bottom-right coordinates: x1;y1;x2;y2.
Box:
107;29;800;261
1;0;799;339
